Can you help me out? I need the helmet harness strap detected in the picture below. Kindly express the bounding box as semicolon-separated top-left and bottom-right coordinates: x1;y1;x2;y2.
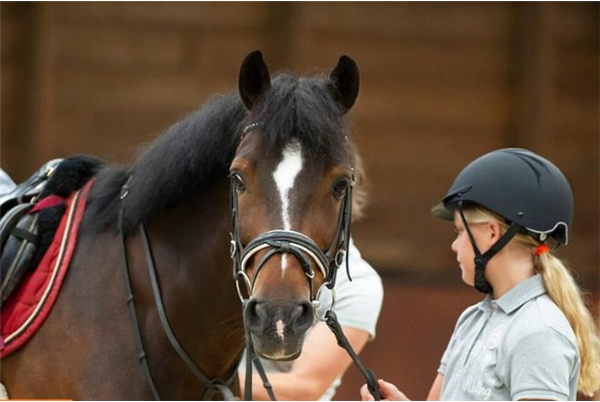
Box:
457;201;524;294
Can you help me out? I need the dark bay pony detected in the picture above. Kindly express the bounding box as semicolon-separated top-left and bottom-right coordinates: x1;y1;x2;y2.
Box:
0;51;363;400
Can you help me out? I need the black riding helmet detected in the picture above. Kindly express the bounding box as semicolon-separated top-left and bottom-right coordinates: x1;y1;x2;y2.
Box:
431;148;574;293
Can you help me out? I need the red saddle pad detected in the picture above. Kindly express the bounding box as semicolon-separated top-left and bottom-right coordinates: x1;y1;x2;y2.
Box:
1;180;94;358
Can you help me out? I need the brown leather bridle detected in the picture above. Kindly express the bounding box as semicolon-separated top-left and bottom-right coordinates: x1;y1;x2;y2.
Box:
229;164;354;306
230;124;381;401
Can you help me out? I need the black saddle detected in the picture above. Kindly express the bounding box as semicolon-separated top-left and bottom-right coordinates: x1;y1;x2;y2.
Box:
0;155;105;304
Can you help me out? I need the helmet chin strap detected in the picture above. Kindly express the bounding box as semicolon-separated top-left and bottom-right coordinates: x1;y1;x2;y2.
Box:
456;201;524;294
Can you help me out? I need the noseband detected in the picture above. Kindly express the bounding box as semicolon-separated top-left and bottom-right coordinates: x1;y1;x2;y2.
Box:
229;159;354;307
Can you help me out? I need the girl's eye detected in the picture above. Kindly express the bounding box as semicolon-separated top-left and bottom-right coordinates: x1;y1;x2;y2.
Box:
332;179;349;199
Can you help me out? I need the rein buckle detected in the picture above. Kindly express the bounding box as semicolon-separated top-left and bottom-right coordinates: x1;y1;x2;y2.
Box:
229;238;237;259
334;249;346;267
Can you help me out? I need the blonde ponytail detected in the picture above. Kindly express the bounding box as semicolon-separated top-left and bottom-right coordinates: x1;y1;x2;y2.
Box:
463;206;600;395
536;253;600;396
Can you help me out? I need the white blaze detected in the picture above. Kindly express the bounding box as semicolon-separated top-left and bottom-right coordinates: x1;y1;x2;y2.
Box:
272;140;303;277
276;320;286;341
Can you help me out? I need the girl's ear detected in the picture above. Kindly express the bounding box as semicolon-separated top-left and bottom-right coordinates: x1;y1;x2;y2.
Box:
488;220;503;241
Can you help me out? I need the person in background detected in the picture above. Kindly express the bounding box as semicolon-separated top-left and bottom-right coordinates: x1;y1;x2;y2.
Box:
0;168;16;399
362;148;600;401
241;238;384;401
0;169;17;203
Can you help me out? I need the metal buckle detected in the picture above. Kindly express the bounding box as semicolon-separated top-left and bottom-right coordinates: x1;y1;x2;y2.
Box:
229;238;237;259
314;287;336;322
334;249;346;267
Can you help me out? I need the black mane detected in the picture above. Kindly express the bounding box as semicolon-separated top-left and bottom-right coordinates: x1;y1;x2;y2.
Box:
85;73;352;233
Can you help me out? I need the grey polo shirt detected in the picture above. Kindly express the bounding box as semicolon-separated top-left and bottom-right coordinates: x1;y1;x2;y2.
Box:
438;275;580;401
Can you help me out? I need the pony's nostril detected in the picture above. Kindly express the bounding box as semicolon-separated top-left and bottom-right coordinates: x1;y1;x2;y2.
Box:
290;301;314;334
244;299;268;331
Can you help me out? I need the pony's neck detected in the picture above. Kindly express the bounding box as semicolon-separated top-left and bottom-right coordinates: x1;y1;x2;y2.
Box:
131;177;244;398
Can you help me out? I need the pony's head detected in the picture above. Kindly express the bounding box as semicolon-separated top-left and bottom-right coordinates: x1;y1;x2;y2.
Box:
230;51;361;360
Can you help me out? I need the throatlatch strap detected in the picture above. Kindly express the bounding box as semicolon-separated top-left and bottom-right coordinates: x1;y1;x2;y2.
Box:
325;311;381;401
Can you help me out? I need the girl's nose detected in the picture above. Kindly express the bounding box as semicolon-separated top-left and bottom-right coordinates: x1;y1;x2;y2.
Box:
451;237;458;254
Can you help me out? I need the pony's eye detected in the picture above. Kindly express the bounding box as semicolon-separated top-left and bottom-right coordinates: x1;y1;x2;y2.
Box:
332;179;349;199
231;173;246;192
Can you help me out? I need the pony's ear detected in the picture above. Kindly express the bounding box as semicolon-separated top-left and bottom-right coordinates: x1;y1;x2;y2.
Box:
239;50;271;110
329;55;360;113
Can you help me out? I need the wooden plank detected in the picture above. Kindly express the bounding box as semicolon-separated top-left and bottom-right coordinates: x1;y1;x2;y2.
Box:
301;38;512;88
0;2;38;180
51;25;188;72
0;8;21;59
56;71;206;110
354;83;511;131
301;3;512;44
555;49;599;100
193;31;269;77
511;2;556;151
552;97;599;134
46;106;190;165
53;2;270;29
7;1;596;284
553;2;599;46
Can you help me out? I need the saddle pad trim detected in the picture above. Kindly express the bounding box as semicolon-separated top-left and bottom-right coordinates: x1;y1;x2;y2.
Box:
0;179;94;358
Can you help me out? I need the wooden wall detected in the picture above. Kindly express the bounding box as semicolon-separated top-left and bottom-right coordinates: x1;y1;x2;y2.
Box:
2;3;598;399
2;2;597;286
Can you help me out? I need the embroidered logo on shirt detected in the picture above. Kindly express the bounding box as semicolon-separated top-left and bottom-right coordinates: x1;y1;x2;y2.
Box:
462;374;493;399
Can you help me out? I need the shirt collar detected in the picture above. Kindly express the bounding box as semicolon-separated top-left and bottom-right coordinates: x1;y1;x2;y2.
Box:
494;274;546;314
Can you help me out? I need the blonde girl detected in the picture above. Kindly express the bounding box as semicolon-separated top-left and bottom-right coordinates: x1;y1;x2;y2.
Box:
362;148;600;401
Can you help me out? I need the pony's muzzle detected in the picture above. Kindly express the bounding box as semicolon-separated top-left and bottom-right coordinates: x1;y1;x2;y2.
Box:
244;298;314;335
244;297;314;360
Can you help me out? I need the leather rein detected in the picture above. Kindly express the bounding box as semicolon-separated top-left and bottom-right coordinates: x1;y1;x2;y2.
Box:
118;178;240;401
